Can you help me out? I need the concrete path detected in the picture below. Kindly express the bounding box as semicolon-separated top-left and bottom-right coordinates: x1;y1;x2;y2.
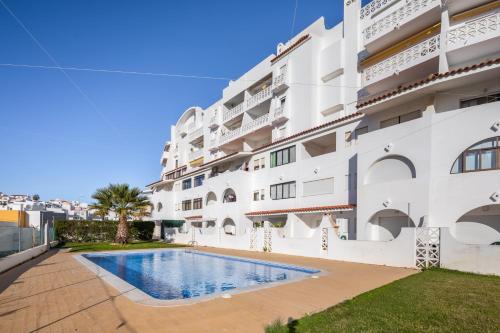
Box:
0;247;416;332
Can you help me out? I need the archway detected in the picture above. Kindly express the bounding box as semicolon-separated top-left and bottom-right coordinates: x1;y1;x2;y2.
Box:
365;155;416;185
222;218;236;235
455;204;500;244
222;188;237;203
366;209;415;241
206;191;217;206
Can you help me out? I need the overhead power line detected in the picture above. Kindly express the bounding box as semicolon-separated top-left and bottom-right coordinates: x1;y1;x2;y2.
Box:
0;0;117;132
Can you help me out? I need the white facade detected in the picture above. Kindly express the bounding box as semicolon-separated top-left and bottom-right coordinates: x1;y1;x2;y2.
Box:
147;0;500;274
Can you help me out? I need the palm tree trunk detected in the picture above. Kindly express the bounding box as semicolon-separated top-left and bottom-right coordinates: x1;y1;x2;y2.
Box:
115;214;129;244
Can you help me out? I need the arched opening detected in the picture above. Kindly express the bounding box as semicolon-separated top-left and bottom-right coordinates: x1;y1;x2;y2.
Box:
222;188;237;203
206;191;217;206
365;155;416;185
455;204;500;245
451;136;500;173
222;218;236;235
366;209;415;241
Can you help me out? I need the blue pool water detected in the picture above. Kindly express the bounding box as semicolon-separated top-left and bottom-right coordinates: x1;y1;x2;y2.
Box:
82;250;319;300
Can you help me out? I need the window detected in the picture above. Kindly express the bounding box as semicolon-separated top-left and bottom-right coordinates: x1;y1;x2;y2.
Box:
193;198;203;210
182;178;192;190
451;137;500;174
194;174;205;187
270;146;296;167
380;110;422;129
260;157;265;169
253;191;260;201
260;189;265;200
270;181;296;200
223;188;237;203
460;92;500;108
254;159;260;171
182;200;192;211
345;131;352;147
280;96;286;106
355;126;368;142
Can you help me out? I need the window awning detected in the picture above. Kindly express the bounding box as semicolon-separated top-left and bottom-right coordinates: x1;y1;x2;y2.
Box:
245;204;355;217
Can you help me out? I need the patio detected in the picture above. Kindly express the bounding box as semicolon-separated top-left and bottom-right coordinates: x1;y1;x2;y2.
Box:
0;247;415;333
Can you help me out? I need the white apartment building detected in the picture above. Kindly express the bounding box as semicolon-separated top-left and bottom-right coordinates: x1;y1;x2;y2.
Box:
147;0;500;274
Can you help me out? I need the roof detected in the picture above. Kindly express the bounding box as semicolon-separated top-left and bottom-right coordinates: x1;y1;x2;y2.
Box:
271;35;311;63
185;215;203;221
252;112;362;153
357;57;500;109
245;204;356;217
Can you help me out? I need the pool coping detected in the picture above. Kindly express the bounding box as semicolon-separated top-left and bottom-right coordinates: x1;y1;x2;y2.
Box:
73;248;326;307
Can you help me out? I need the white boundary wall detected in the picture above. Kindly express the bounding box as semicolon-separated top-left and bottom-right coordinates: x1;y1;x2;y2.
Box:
440;228;500;276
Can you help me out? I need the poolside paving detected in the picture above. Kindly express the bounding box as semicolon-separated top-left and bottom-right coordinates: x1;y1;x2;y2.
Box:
0;247;416;332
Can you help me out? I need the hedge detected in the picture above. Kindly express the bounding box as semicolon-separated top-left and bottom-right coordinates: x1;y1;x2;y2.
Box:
54;220;155;243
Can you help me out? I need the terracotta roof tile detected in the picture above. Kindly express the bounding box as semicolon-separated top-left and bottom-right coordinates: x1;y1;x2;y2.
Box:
357;57;500;109
271;35;311;63
245;204;356;216
252;112;362;153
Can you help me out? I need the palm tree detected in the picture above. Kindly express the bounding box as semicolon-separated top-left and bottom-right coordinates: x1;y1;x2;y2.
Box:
90;184;151;244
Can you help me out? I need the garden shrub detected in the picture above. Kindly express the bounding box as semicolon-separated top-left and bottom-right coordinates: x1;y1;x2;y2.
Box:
55;220;155;242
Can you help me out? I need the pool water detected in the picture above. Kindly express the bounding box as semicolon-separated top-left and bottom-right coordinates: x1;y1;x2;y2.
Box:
82;250;319;300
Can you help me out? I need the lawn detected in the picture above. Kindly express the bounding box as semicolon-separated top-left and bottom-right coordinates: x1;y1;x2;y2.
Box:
266;269;500;333
59;241;186;252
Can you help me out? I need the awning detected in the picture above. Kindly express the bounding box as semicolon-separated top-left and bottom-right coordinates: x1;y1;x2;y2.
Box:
160;220;185;228
185;215;203;222
245;204;356;217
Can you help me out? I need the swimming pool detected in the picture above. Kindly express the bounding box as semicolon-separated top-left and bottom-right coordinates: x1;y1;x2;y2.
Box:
77;249;320;305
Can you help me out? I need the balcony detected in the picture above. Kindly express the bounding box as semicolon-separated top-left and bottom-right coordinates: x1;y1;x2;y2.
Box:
363;34;440;89
271;104;289;124
360;0;399;21
272;68;289;93
246;85;273;110
447;10;500;66
223;102;244;122
176;124;187;137
208;137;219;151
188;149;204;162
363;0;441;52
208;114;219;129
188;126;203;143
160;150;169;165
220;113;270;145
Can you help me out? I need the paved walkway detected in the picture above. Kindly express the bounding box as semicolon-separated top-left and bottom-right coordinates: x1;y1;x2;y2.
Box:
0;247;416;333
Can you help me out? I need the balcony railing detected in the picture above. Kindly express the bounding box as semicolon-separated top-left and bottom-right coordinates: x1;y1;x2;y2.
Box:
223;102;244;122
220;113;270;144
209;137;218;149
447;11;500;51
363;34;440;85
363;0;440;43
272;67;288;89
360;0;399;20
246;85;273;110
189;149;203;162
188;126;203;142
208;114;218;128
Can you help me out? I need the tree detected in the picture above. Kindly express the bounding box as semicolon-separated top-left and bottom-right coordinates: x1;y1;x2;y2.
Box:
90;184;151;244
33;194;40;201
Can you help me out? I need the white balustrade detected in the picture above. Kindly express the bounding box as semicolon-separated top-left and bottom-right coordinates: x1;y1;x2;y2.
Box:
447;11;500;51
188;126;203;142
360;0;399;20
220;113;270;144
272;68;288;87
246;86;273;110
188;149;203;161
363;0;440;43
364;34;440;84
223;102;244;122
273;105;286;120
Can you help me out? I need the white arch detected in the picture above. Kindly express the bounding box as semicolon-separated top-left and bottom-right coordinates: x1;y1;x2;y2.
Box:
365;155;416;185
222;218;236;235
455;204;500;245
366;209;415;241
206;191;217;206
222;188;237;203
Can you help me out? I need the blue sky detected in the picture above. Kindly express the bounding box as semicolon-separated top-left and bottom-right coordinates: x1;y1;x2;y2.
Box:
0;0;346;202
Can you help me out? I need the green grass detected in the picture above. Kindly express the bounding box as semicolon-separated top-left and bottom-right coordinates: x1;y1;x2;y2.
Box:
59;241;186;252
265;269;500;333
